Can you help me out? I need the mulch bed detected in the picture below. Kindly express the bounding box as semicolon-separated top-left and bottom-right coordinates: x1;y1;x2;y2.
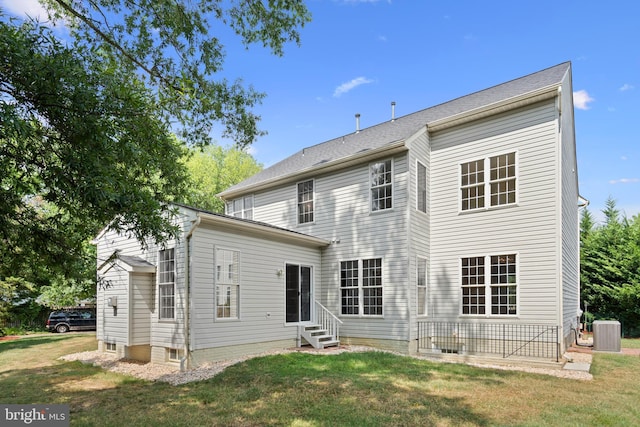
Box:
0;335;20;342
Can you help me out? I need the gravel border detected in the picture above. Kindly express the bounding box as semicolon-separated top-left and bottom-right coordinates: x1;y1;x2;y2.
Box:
60;346;593;385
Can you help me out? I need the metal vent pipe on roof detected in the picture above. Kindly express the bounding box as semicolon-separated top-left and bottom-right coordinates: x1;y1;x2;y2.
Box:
391;101;396;121
355;113;361;133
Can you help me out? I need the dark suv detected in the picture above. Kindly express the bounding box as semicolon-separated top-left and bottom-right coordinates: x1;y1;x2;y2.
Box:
46;310;96;333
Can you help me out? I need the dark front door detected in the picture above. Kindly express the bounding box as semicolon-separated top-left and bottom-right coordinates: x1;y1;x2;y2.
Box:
286;264;311;323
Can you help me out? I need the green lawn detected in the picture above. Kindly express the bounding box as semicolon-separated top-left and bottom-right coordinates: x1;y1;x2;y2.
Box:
622;338;640;349
2;334;640;426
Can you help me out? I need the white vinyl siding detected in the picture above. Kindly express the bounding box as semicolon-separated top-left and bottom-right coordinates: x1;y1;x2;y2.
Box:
407;132;431;341
95;206;195;350
130;273;153;345
97;265;129;344
189;223;322;351
430;100;560;324
251;153;410;343
558;73;581;346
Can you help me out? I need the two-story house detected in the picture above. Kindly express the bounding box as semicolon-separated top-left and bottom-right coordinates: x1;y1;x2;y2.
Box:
94;62;580;367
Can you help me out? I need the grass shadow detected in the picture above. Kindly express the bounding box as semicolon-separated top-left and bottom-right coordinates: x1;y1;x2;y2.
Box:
0;334;76;352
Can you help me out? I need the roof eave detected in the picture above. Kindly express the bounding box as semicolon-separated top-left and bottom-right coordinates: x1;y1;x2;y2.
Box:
219;140;408;199
196;212;331;248
427;84;560;133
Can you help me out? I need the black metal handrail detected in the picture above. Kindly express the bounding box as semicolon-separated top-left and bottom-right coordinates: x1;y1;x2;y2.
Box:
418;321;559;362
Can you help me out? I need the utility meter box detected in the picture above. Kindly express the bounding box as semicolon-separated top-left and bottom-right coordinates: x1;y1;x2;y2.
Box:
593;320;621;352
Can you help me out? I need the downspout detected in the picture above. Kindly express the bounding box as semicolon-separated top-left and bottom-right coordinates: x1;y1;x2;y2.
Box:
555;86;565;352
182;215;202;371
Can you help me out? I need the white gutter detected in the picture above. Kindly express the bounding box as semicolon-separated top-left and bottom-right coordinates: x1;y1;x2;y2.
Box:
196;212;331;248
427;85;560;133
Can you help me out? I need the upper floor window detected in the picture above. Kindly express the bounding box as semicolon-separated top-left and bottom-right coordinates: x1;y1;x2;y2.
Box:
215;248;240;319
158;248;175;320
461;254;517;316
226;195;254;219
370;159;392;212
460;152;516;211
417;161;427;213
297;179;314;224
340;258;383;316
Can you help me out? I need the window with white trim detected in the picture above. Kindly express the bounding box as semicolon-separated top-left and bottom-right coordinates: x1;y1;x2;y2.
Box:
460;152;516;211
226;195;254;219
461;254;517;316
297;179;314;224
215;248;239;319
158;248;175;320
168;348;182;361
417;257;428;316
417;161;427;213
490;254;517;315
370;160;392;211
489;153;516;207
461;256;485;315
340;258;383;316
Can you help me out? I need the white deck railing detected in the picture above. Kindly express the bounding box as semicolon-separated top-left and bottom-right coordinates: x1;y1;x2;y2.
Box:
314;300;343;341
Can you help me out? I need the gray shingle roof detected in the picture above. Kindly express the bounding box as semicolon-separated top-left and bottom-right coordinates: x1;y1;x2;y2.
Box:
221;62;570;197
117;254;155;269
175;203;330;245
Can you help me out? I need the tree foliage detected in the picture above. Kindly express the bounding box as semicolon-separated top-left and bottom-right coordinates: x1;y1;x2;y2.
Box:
183;145;262;213
43;0;311;148
0;277;40;326
580;198;640;335
0;1;310;309
1;18;189;281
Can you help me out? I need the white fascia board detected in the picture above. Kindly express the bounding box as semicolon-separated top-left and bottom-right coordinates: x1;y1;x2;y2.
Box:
427;85;560;133
196;213;330;248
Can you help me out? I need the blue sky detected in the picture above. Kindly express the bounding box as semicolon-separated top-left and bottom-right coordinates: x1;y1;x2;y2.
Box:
3;0;639;222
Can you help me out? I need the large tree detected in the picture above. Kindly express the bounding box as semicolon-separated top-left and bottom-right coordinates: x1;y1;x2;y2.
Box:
0;2;310;287
183;145;262;213
43;0;311;148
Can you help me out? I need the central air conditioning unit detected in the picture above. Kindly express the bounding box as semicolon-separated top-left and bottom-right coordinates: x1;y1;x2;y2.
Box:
593;320;621;352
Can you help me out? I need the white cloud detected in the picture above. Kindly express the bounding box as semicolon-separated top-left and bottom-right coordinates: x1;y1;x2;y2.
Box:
608;178;639;184
621;156;628;161
0;0;49;20
619;83;635;92
573;90;594;110
333;77;374;97
378;35;388;42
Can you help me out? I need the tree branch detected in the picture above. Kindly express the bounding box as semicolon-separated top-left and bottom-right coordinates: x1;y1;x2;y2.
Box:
50;0;183;93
